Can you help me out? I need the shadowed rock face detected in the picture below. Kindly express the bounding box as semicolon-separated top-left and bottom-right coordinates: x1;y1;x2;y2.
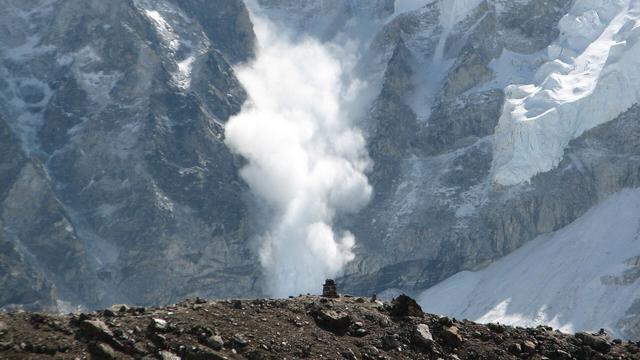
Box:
0;0;259;309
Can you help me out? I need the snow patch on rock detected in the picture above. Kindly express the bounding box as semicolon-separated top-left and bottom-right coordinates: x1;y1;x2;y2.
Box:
135;0;206;90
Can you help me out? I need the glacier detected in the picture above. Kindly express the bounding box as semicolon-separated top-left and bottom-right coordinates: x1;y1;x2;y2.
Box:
493;0;640;186
419;189;640;339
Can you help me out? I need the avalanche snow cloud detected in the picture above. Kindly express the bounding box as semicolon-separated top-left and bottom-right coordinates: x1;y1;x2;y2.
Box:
225;15;372;297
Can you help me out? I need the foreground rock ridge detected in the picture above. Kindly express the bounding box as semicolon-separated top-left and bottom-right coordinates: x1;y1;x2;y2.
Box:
0;295;638;360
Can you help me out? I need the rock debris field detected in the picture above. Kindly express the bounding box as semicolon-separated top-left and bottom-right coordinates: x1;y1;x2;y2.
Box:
0;295;638;359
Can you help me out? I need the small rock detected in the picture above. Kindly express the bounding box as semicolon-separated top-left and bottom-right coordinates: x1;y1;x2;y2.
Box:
509;343;522;354
522;340;536;353
389;295;424;317
231;334;249;349
354;328;368;337
204;335;224;350
381;334;401;350
0;321;8;336
341;348;357;360
415;324;434;348
185;345;227;360
442;326;463;347
195;297;207;304
553;349;572;359
89;342;118;359
439;317;454;327
149;318;168;332
111;304;129;313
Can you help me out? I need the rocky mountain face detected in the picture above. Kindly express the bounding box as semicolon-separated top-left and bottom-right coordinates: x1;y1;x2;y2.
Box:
254;0;640;339
0;0;259;310
2;0;640;341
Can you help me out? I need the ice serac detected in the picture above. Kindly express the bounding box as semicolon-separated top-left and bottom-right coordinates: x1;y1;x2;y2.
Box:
419;189;640;340
493;0;640;186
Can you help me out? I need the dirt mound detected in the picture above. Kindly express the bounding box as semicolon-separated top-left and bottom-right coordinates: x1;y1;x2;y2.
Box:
0;295;638;359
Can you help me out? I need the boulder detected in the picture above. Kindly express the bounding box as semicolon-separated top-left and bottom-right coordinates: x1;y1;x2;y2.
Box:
204;335;224;350
442;326;463;347
389;295;424;317
149;318;168;332
576;332;611;353
311;307;352;334
79;319;113;340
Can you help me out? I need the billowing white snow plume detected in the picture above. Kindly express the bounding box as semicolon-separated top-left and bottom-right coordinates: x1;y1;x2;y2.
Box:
493;0;640;186
225;16;372;297
419;189;640;339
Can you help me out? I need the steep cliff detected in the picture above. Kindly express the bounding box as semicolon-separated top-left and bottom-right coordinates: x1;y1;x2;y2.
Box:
0;0;259;309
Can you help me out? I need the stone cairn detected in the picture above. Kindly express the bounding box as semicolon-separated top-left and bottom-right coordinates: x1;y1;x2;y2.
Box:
322;279;339;298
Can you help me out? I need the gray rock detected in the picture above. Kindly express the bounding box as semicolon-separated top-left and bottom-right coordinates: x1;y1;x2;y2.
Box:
311;307;352;334
89;342;118;359
576;332;611;353
341;348;358;360
231;333;249;349
80;319;113;340
204;335;224;350
381;334;401;350
442;326;463;347
149;318;168;332
414;324;434;348
522;340;536;353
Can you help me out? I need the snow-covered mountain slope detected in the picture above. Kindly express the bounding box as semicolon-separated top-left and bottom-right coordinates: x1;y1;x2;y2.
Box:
493;0;640;185
419;189;640;339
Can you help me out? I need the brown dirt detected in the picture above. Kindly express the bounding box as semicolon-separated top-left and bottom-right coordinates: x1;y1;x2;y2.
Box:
0;295;638;359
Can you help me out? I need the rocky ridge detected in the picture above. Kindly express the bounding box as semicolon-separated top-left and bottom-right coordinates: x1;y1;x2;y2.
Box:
0;294;638;359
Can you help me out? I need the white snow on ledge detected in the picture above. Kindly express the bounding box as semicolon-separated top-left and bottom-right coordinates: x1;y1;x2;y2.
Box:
492;0;640;186
418;189;640;339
